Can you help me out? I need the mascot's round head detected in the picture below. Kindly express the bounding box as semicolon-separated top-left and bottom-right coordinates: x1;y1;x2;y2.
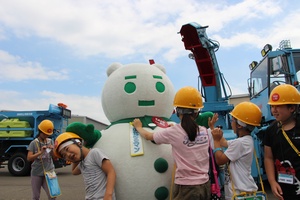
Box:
101;62;175;123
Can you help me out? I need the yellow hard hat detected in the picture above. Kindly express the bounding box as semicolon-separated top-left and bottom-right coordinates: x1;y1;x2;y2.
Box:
38;120;54;136
54;132;82;158
268;84;300;105
230;102;262;126
173;86;203;109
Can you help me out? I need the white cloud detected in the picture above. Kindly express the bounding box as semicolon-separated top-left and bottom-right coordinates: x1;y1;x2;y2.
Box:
0;89;109;124
0;0;295;60
0;50;69;81
270;12;300;48
0;0;299;124
40;91;109;124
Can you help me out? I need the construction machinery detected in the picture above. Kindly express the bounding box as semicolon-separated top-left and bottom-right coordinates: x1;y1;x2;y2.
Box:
178;22;300;183
248;40;300;122
178;22;235;139
178;22;273;183
0;103;71;176
247;40;300;179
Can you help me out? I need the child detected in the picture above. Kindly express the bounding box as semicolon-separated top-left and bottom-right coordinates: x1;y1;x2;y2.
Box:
211;101;262;200
132;86;212;200
264;84;300;200
54;132;116;200
27;119;56;200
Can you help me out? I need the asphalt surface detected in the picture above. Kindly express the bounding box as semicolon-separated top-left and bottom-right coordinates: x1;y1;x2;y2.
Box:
0;164;277;200
0;165;85;200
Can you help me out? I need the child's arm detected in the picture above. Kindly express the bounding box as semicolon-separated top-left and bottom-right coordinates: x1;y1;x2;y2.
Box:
27;144;45;161
208;114;228;148
102;159;116;200
211;128;230;165
72;162;81;175
208;113;218;129
264;145;283;199
132;118;154;141
219;136;228;148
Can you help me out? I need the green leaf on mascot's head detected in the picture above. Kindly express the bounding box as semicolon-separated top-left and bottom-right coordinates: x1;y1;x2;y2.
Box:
195;111;214;129
66;122;102;148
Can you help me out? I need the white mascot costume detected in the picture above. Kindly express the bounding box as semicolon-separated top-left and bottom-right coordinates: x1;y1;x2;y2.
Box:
94;62;176;200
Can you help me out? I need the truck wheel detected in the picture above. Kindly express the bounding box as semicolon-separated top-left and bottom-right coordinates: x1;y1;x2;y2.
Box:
8;152;31;176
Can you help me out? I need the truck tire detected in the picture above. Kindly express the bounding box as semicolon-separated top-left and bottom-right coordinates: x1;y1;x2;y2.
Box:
8;152;31;176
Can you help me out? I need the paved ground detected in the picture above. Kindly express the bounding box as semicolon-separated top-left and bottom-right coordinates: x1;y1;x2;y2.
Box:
0;165;85;200
0;164;277;200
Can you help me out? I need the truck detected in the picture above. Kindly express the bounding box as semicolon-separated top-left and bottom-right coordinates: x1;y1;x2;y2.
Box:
177;22;267;182
247;40;300;179
248;40;300;121
0;103;71;176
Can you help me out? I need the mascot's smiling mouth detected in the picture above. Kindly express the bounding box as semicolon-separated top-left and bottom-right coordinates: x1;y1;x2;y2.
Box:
138;100;155;106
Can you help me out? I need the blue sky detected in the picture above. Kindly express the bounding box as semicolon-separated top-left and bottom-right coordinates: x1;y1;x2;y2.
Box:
1;0;300;124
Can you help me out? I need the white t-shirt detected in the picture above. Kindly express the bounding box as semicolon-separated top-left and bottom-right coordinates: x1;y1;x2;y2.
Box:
224;135;258;200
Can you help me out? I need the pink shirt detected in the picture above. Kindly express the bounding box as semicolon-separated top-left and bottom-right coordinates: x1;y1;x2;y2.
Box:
153;124;209;185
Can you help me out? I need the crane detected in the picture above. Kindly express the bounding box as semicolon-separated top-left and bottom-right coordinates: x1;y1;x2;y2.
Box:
179;22;234;136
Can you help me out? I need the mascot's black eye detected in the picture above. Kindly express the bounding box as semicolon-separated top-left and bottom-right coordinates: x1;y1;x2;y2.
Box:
124;82;136;94
156;82;165;93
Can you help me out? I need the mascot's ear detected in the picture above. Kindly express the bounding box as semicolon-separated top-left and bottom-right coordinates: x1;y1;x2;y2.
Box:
153;63;166;74
107;62;122;76
66;122;102;148
85;124;95;133
84;124;102;148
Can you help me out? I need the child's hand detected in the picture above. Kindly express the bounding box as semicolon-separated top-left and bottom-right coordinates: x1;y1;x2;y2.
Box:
208;113;219;130
65;160;72;165
132;118;142;128
211;127;223;141
39;146;47;154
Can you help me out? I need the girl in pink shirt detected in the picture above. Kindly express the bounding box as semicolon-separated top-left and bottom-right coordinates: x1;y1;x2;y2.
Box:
133;86;212;200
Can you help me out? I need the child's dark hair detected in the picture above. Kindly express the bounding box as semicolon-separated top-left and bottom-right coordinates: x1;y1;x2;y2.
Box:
177;108;199;141
34;130;42;139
